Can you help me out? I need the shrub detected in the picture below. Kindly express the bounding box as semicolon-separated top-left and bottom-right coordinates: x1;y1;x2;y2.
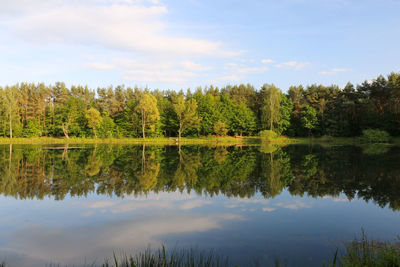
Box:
214;120;228;136
362;144;390;156
361;129;391;143
98;116;116;138
23;121;42;137
259;130;278;141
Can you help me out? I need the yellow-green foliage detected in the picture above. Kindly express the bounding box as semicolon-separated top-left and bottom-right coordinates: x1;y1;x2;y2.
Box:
361;129;391;143
259;130;278;141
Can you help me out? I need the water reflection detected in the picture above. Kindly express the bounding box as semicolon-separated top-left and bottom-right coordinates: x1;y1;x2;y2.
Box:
0;144;400;210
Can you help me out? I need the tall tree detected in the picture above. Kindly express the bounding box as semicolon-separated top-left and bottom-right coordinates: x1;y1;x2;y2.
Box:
260;84;282;132
135;93;160;139
301;105;318;136
3;86;19;138
173;95;201;142
85;107;102;138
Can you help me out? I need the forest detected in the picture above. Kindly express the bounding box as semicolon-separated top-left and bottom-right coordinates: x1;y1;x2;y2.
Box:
0;72;399;138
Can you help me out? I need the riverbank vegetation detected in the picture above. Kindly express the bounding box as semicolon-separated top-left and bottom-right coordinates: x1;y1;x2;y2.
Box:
0;136;246;145
0;72;399;140
329;230;400;267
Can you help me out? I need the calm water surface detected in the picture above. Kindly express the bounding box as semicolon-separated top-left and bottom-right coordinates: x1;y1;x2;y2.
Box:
0;143;399;266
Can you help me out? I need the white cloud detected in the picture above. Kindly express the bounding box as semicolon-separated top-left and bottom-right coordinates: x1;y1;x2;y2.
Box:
111;200;174;213
276;200;312;210
274;61;310;70
122;69;196;83
262;207;276;212
179;200;213;210
180;61;213;71
84;62;116;70
235;66;269;74
7;212;243;266
319;68;352;75
84;200;115;209
218;64;268;82
261;59;275;64
3;1;240;58
322;196;350;202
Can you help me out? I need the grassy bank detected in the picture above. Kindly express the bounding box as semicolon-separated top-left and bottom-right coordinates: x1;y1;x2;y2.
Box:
0;136;248;145
0;136;398;146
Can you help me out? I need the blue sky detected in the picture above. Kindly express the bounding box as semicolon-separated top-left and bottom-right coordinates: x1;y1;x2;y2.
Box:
0;0;399;92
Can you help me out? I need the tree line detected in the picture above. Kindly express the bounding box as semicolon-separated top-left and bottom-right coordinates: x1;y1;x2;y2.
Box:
0;72;399;138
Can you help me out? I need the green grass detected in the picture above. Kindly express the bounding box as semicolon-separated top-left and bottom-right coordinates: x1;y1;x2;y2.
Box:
0;136;398;146
293;137;359;144
328;230;400;267
102;246;230;267
0;136;247;145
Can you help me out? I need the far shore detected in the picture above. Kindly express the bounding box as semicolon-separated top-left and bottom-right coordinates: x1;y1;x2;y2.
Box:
0;136;397;145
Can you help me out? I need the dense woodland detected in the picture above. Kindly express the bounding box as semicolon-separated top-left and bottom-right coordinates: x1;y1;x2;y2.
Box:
0;72;399;138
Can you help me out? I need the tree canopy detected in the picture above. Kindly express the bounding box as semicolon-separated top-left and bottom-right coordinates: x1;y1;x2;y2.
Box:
0;72;399;138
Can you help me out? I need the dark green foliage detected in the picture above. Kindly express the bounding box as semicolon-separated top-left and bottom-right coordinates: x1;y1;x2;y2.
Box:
301;105;318;136
361;129;391;143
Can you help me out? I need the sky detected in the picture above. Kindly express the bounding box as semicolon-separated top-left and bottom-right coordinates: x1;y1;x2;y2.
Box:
0;0;399;92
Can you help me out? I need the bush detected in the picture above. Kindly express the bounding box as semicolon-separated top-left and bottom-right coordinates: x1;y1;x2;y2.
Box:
214;120;228;136
361;129;391;143
23;121;42;137
362;144;390;156
259;130;278;141
98;116;116;138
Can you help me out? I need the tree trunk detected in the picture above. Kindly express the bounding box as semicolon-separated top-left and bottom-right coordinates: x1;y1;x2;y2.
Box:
142;111;146;139
142;144;146;175
178;126;181;143
62;123;69;139
9;106;12;139
9;144;12;170
270;94;273;131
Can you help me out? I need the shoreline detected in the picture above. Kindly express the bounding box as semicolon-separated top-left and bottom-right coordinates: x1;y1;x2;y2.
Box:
0;136;397;145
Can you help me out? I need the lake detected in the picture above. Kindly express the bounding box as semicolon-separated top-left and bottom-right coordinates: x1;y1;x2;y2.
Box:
0;143;399;266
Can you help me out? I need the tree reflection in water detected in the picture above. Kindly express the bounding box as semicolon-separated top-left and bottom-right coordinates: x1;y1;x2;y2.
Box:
0;144;399;210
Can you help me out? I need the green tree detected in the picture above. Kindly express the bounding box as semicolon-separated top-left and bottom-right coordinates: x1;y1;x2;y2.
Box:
2;86;19;138
260;84;282;133
301;105;318;136
135;93;160;139
277;94;293;135
57;97;85;138
173;95;201;142
231;103;257;136
214;120;228;137
85;107;102;138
